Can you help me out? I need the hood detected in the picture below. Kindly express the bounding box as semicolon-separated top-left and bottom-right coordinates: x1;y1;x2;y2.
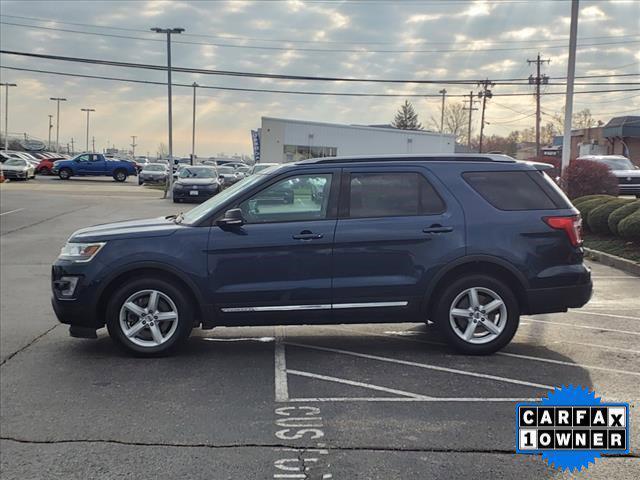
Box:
69;216;183;242
1;164;28;171
176;178;219;186
141;170;167;175
612;169;640;177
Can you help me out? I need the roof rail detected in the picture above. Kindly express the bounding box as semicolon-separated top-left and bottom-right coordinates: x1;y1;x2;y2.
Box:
298;154;516;165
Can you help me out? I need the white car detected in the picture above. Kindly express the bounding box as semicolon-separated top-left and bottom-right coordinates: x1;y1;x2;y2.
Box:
1;158;36;180
578;155;640;198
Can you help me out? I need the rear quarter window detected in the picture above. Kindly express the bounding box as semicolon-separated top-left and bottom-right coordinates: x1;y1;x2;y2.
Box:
463;170;569;211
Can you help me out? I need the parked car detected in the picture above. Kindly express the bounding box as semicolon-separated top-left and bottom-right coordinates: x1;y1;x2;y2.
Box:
1;158;36;180
51;154;592;356
172;166;221;203
35;156;65;175
250;162;279;175
577;155;640;198
138;163;169;185
51;153;138;182
217;165;243;187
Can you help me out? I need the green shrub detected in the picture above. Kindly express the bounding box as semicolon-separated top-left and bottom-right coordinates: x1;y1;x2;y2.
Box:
587;199;633;234
618;210;640;240
608;201;640;235
573;194;615;207
577;197;618;227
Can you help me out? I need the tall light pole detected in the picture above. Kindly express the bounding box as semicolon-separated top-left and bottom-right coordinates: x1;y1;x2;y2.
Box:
131;135;137;157
81;108;95;152
191;82;198;165
151;26;184;197
438;89;447;133
561;0;579;181
1;83;17;152
50;97;67;153
48;114;53;150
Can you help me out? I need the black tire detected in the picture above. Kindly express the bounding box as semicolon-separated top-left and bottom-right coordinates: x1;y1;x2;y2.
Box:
434;274;519;355
173;198;182;203
113;170;127;182
40;168;50;176
59;168;72;180
138;179;144;186
106;277;193;356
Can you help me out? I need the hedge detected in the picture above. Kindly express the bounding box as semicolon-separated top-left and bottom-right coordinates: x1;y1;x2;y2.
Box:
587;199;634;234
561;160;619;199
573;194;616;207
577;197;618;227
618;210;640;240
608;201;640;235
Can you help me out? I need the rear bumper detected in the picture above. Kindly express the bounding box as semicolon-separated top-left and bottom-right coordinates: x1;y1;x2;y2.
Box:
525;279;593;315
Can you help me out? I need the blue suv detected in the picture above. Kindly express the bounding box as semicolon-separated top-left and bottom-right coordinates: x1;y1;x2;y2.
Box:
51;155;592;356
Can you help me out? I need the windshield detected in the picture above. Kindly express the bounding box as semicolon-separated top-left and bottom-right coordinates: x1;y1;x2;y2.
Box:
217;166;235;174
144;164;166;172
181;174;265;224
4;159;24;166
178;167;216;179
596;157;636;170
253;164;275;173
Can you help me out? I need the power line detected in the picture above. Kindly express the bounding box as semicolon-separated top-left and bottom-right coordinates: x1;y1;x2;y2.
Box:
2;13;639;47
1;50;639;86
2;20;640;54
4;65;639;99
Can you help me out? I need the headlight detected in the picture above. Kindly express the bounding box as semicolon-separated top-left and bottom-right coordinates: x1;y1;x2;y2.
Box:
173;183;184;189
58;242;106;262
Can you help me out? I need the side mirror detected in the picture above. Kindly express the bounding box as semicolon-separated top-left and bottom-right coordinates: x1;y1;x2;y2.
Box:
218;208;244;227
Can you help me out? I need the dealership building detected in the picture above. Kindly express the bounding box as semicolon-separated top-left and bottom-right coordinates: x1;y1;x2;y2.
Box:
254;117;455;163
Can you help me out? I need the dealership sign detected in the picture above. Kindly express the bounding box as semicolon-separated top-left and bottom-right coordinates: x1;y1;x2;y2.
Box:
20;139;47;151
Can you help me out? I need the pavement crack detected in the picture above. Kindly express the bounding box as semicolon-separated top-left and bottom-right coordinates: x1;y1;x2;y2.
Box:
1;437;637;458
0;206;90;236
0;324;59;367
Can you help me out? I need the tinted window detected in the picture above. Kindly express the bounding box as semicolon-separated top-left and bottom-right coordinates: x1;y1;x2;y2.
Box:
239;174;332;224
348;172;445;218
463;171;558;210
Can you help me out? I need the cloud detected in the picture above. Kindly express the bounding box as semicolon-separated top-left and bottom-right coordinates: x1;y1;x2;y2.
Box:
406;14;443;24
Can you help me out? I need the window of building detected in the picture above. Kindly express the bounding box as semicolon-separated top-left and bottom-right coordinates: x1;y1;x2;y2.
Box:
283;145;337;162
238;174;333;223
347;172;445;218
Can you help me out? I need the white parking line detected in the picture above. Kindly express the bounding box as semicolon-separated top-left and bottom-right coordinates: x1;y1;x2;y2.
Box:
288;397;541;403
0;208;24;216
287;369;434;399
286;342;554;390
522;318;640;336
573;310;640;321
275;328;289;402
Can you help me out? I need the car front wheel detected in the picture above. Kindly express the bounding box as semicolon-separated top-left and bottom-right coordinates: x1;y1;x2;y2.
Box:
106;278;193;356
58;168;71;180
434;274;519;355
113;170;127;182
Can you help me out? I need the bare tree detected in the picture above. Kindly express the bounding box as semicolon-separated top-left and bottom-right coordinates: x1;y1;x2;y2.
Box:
550;107;599;131
429;103;469;144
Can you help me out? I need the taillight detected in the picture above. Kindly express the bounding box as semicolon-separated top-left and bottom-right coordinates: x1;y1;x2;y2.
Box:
543;215;583;247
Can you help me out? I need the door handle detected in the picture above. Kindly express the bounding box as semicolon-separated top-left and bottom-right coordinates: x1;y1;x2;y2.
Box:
293;231;324;240
423;225;453;234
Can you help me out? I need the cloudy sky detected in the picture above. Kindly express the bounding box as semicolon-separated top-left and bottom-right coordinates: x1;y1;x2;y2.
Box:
0;0;638;157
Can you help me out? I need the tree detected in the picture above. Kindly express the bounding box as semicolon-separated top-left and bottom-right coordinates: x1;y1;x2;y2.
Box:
550;107;599;131
157;143;168;159
429;103;469;143
392;100;423;130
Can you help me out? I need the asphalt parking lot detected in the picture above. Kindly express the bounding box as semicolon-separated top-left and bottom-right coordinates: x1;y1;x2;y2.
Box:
1;176;639;479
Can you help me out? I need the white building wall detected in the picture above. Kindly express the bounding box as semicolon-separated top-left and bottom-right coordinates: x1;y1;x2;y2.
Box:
260;117;455;163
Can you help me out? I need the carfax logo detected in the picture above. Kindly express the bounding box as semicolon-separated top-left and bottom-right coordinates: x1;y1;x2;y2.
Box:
516;385;630;472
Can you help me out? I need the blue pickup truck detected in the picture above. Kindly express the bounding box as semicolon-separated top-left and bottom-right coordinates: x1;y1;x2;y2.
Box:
52;153;137;182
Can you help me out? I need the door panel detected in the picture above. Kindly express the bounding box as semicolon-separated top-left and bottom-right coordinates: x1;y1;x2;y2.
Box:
332;167;465;321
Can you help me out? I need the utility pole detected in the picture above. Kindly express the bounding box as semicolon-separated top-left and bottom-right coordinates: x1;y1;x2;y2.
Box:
438;89;447;133
50;97;67;153
151;26;185;197
48;114;53;150
81;108;95;152
1;83;17;152
191;82;198;165
477;79;495;153
528;53;550;158
131;135;137;157
70;138;75;155
463;91;478;149
561;0;579;180
92;136;96;153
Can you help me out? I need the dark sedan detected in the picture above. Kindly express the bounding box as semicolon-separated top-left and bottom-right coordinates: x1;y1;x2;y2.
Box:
172;166;221;203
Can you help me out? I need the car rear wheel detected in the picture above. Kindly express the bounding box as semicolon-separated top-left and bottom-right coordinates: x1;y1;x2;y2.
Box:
58;168;71;180
113;170;127;182
434;274;519;355
106;278;193;356
40;168;50;175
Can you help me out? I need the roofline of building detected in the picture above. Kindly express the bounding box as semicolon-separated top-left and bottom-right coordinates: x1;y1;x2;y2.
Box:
261;116;455;139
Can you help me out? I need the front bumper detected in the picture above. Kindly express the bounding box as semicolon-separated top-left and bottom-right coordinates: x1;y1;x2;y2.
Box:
173;186;219;201
2;170;28;179
51;263;103;329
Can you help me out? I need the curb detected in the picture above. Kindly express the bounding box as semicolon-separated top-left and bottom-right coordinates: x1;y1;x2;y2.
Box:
584;247;640;277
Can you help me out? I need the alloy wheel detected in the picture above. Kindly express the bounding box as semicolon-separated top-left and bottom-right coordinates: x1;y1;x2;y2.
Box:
119;289;179;348
449;287;507;345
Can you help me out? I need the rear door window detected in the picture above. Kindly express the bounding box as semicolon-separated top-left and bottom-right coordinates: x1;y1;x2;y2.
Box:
347;172;445;218
463;171;565;210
